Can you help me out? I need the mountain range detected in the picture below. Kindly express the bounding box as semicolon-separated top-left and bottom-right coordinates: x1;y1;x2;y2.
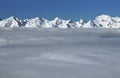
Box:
0;14;120;28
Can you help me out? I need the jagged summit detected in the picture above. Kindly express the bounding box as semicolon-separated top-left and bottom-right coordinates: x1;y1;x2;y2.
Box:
0;16;22;27
93;14;120;28
0;14;120;28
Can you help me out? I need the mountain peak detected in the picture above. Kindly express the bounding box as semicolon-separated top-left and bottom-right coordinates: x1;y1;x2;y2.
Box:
79;19;86;24
98;14;111;17
7;16;19;20
52;17;63;26
0;14;120;28
33;17;40;20
54;17;61;20
95;14;112;21
0;16;22;27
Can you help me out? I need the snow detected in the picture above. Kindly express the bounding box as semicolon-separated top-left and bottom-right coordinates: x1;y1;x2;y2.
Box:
24;17;41;28
93;14;120;28
0;16;22;27
0;28;120;78
75;19;86;28
1;14;120;28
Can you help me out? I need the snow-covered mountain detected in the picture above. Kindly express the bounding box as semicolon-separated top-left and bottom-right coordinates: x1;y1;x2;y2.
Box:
93;15;120;28
0;14;120;28
0;16;23;27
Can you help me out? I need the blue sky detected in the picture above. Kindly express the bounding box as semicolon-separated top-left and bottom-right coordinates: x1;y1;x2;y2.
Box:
0;0;120;21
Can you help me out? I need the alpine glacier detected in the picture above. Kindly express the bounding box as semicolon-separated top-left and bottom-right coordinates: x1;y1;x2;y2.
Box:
1;14;120;28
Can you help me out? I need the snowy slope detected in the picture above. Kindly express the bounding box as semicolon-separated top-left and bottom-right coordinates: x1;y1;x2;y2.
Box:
0;14;120;28
0;16;22;27
93;14;120;28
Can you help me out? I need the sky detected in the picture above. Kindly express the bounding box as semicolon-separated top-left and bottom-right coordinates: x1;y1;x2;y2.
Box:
0;0;120;21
